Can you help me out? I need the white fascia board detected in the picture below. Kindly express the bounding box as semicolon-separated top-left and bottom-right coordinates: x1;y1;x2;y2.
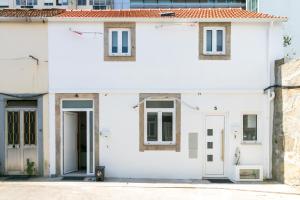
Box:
48;17;287;23
49;88;264;95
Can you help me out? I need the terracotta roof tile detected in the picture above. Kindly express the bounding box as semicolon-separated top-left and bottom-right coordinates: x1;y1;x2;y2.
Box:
57;8;285;20
0;9;65;17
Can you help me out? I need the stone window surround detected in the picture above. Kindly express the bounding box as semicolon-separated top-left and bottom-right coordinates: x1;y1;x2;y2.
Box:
199;22;231;60
104;22;136;62
55;93;99;176
139;93;181;152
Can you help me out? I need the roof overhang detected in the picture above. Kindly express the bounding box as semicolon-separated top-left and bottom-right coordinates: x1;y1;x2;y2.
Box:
48;17;287;23
0;17;48;22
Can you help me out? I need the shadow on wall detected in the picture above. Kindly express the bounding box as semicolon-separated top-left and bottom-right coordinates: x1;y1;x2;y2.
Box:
273;58;300;186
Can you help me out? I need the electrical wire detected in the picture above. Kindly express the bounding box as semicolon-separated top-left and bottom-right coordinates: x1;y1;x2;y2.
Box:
132;96;199;110
0;55;46;64
69;28;103;36
264;85;300;92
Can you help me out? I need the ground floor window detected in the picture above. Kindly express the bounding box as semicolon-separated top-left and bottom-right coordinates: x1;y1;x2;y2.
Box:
243;114;257;142
139;94;181;152
145;100;176;145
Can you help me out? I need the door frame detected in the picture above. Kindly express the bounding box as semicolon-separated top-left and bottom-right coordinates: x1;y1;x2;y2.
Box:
5;107;38;175
202;112;229;178
60;101;95;176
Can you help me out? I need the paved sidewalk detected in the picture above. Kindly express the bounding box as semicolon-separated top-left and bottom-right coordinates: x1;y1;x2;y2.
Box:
0;178;299;200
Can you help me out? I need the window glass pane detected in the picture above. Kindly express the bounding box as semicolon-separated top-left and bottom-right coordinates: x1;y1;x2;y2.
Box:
217;30;223;52
247;0;258;12
29;112;36;144
207;129;213;136
62;100;93;109
146;101;174;108
207;155;213;162
243;115;257;141
147;112;158;141
77;0;86;5
16;0;20;5
122;31;128;53
7;112;19;145
6;100;37;108
162;112;173;142
207;142;213;149
57;0;68;5
206;30;212;52
24;111;36;145
112;31;118;53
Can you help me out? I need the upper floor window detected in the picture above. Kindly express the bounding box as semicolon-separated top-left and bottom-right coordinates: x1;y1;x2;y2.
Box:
243;114;257;142
77;0;86;6
144;100;176;145
203;27;225;55
247;0;258;12
109;29;131;56
104;22;136;61
16;0;37;6
56;0;68;5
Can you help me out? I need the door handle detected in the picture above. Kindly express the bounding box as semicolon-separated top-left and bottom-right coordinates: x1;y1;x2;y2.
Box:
221;129;224;161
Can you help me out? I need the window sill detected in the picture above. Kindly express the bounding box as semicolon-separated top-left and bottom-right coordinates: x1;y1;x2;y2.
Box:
241;141;262;145
140;144;179;152
203;52;226;56
104;55;136;61
109;54;131;57
144;143;176;146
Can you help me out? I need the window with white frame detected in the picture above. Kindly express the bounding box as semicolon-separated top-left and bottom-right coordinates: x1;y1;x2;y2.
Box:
56;0;68;6
144;100;176;145
109;28;131;56
203;27;226;55
16;0;37;6
243;114;257;141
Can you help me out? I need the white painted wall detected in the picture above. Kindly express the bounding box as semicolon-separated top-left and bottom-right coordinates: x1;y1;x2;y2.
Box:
49;22;283;92
48;20;283;179
260;0;300;58
99;92;270;179
0;23;48;93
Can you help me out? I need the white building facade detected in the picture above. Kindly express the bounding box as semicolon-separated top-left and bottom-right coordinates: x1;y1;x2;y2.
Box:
47;9;285;180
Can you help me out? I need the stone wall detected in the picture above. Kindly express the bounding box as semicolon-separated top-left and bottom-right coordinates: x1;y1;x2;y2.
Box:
273;59;300;186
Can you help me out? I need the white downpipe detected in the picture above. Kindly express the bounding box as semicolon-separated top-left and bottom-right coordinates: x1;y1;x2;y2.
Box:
266;21;274;179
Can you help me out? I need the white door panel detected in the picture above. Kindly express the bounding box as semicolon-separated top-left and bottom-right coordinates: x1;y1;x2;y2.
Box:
63;112;78;174
205;115;225;176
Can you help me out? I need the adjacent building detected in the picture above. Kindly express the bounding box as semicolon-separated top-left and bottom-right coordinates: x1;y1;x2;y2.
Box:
0;9;64;176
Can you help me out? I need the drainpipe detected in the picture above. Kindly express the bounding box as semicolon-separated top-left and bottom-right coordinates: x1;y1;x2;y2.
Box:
266;21;274;179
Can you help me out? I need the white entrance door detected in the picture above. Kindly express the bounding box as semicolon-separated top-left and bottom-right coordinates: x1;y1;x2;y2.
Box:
63;112;78;174
205;115;225;176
